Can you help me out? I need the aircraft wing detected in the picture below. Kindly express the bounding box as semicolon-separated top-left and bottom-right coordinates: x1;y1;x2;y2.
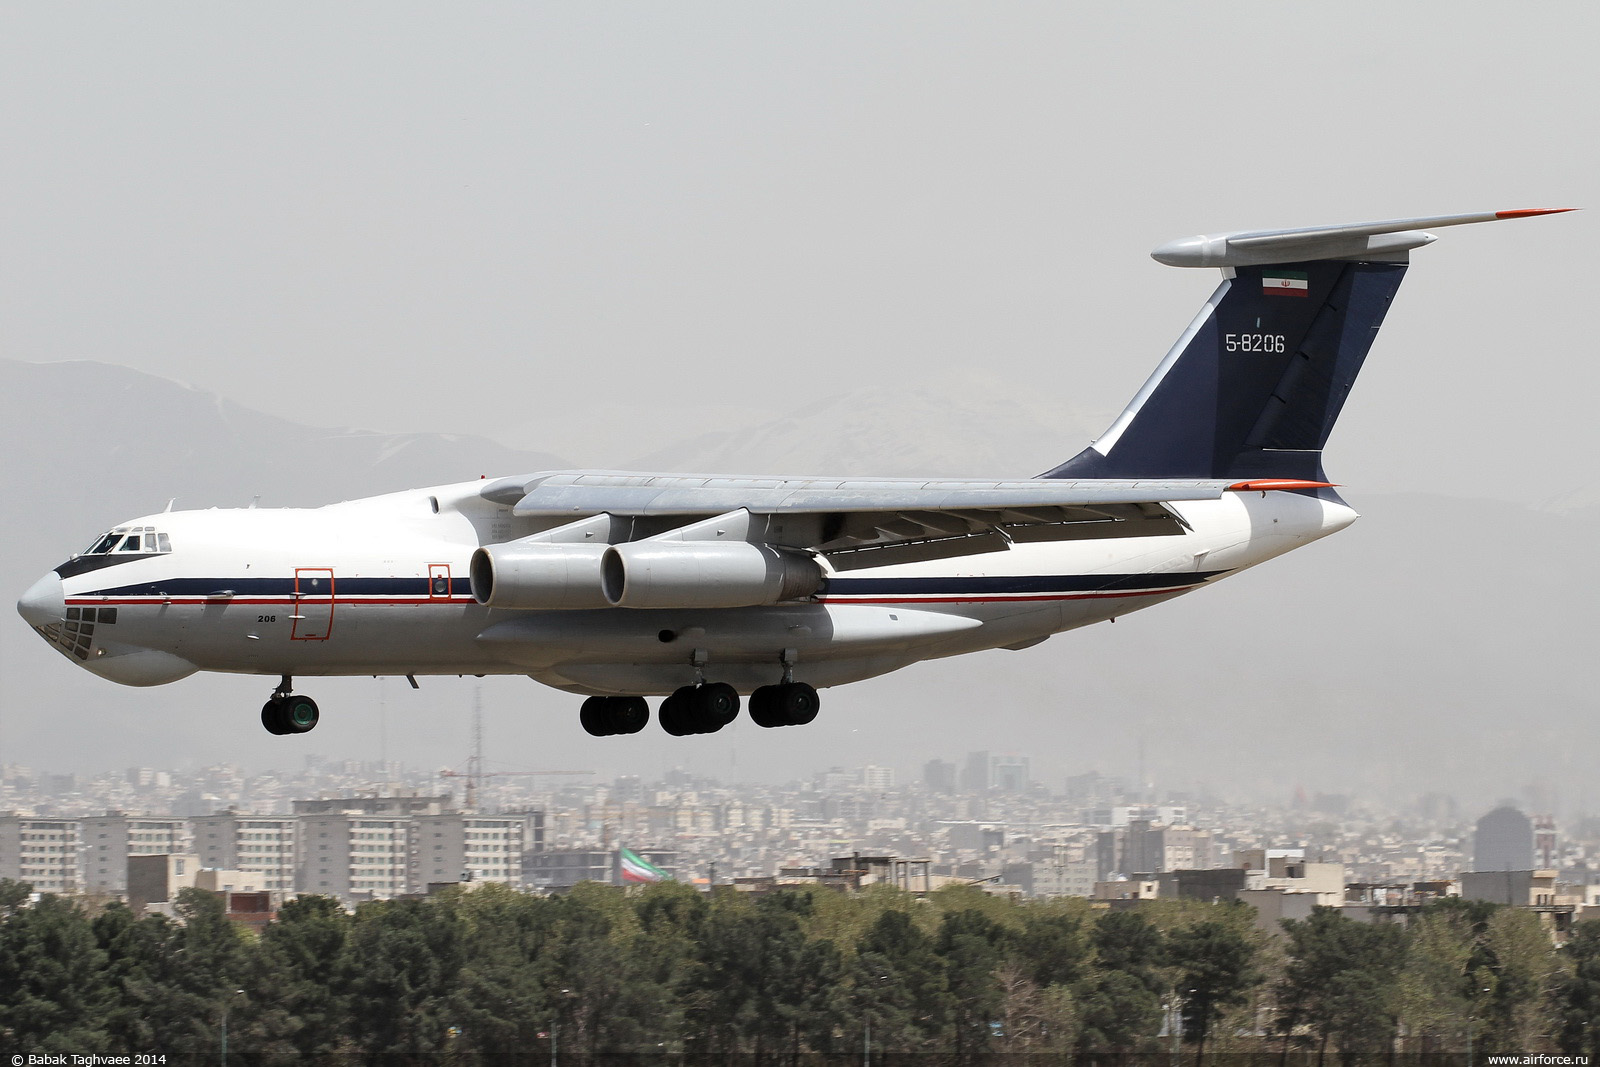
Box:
478;472;1297;569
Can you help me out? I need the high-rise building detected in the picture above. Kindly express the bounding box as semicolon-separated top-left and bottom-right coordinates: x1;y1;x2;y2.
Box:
860;766;896;791
961;751;991;792
991;755;1029;793
923;759;957;794
1474;806;1534;871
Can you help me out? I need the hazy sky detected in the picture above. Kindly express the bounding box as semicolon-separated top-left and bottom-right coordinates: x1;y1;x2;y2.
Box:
4;3;1594;487
3;3;1595;809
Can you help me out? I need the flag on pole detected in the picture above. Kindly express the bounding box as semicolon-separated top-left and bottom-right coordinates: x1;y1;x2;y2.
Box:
619;847;671;883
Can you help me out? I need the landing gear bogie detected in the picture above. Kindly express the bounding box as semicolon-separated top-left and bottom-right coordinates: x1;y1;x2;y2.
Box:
657;683;740;736
749;682;819;728
580;696;650;737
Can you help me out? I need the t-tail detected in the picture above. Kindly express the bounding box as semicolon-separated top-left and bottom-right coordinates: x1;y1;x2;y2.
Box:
1043;209;1571;483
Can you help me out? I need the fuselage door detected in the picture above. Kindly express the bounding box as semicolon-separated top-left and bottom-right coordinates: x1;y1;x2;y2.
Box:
292;568;335;641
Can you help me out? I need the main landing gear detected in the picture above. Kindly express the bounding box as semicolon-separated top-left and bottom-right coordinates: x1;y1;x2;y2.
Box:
579;695;650;737
261;676;320;735
577;681;821;737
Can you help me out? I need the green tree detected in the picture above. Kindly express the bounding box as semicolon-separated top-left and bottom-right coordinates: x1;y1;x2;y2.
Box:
529;882;669;1054
1478;906;1559;1052
91;903;186;1051
1074;968;1164;1059
1011;906;1089;988
934;908;1011;1057
1090;909;1168;995
444;884;563;1056
849;908;952;1053
680;890;829;1058
1556;919;1600;1058
0;893;111;1051
1395;900;1477;1052
0;877;31;915
344;895;467;1055
254;894;355;1053
1167;918;1262;1064
1402;897;1559;1055
1277;907;1407;1062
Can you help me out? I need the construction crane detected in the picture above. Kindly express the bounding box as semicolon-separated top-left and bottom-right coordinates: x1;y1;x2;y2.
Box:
441;687;593;810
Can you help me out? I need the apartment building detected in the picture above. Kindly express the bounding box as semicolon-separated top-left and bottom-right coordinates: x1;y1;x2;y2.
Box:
0;816;81;894
80;814;188;893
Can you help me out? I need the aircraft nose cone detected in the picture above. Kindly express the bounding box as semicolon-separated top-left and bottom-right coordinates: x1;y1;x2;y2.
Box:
17;572;66;627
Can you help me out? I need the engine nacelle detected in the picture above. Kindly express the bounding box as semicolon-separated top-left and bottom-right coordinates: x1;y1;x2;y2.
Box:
470;541;610;610
602;541;824;609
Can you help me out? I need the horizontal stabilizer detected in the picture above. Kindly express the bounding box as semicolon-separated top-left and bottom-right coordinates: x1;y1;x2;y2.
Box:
1153;208;1571;268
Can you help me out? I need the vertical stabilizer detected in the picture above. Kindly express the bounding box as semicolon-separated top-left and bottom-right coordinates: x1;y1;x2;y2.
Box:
1045;259;1406;481
1044;209;1569;482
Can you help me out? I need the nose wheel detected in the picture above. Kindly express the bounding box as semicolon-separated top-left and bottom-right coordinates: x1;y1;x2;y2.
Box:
261;677;320;735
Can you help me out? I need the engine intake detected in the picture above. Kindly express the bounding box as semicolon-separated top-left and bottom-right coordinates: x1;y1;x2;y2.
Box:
602;542;823;609
470;542;610;610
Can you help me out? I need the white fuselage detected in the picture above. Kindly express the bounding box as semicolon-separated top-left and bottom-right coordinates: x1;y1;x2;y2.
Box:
22;478;1356;697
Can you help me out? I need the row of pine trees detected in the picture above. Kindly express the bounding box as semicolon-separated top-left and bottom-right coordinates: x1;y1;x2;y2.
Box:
2;876;1599;1061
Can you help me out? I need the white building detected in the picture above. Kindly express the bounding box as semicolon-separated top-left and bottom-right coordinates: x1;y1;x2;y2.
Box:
1033;858;1099;897
0;816;81;894
299;813;412;900
80;814;189;894
190;813;298;892
859;765;896;791
413;813;528;888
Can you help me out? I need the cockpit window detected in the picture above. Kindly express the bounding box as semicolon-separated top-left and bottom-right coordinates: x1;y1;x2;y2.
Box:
83;526;174;556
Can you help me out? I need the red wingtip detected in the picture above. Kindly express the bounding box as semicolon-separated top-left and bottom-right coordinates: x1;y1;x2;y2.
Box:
1495;208;1577;219
1227;479;1339;492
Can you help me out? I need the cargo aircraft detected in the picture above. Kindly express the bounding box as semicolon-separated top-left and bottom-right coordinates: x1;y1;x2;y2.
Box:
17;209;1567;738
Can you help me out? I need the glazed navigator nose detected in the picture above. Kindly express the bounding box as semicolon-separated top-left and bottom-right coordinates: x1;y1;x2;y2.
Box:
17;572;66;626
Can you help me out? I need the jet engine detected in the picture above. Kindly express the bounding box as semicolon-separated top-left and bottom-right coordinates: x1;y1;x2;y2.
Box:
602;542;823;609
469;542;610;609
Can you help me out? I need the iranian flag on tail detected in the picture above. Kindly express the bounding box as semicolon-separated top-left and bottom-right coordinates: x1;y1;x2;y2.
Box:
1262;270;1309;297
620;848;671;883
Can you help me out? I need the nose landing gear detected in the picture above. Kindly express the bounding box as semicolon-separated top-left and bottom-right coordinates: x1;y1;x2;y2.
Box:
261;676;320;735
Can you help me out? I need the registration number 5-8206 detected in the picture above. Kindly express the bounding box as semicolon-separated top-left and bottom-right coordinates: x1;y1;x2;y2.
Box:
1224;333;1286;353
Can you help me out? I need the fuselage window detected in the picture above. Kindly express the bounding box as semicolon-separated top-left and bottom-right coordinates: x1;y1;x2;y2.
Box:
158;533;171;553
143;533;157;552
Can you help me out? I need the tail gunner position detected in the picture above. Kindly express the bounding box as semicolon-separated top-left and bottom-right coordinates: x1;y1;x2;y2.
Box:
17;210;1569;738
